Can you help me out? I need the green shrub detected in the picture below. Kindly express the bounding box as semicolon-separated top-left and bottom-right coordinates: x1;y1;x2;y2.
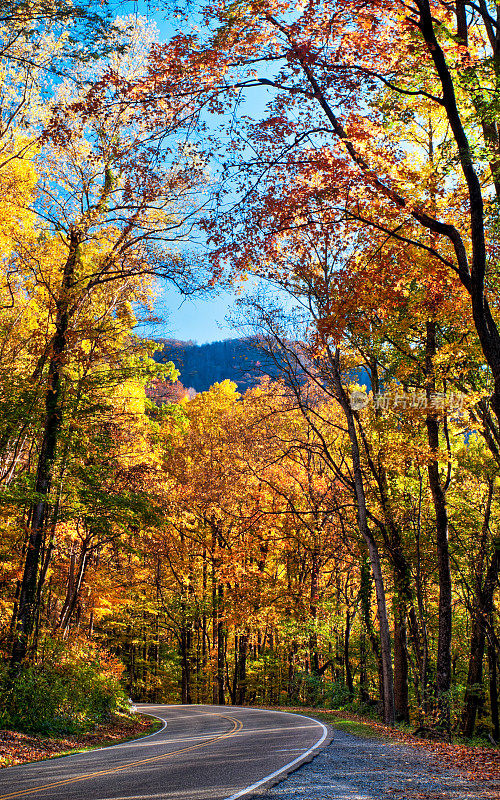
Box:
0;639;128;735
326;680;352;709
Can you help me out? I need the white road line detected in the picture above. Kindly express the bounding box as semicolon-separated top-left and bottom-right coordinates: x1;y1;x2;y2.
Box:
222;711;328;800
89;709;168;752
11;709;170;764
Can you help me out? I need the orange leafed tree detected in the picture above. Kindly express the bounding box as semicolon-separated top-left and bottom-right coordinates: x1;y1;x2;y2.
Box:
154;0;500;426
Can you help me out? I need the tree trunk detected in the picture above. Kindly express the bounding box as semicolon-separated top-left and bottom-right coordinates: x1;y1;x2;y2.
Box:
461;547;500;736
425;321;452;734
11;230;81;667
288;640;298;701
360;557;384;708
202;544;208;701
211;528;218;704
58;538;90;635
455;1;468;44
332;348;395;725
344;609;354;699
217;583;225;705
363;357;419;720
488;639;499;742
309;547;320;677
359;632;369;703
180;622;192;704
393;597;410;723
237;633;248;705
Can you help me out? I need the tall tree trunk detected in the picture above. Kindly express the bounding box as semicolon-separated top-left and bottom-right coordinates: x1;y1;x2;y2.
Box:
288;640;298;701
415;468;430;716
237;632;248;705
488;639;499;742
180;622;192;704
461;547;500;736
359;631;369;703
309;547;320;677
11;230;81;667
332;348;395;725
363;357;421;711
231;634;239;704
393;595;410;723
344;609;354;699
217;583;225;705
211;527;218;704
202;544;208;701
360;557;384;708
58;540;90;635
425;321;452;734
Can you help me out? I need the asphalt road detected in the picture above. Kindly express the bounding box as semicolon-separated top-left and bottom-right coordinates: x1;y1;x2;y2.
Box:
0;705;328;800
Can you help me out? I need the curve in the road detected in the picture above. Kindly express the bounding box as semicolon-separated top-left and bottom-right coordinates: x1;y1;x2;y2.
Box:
222;710;328;800
0;705;329;800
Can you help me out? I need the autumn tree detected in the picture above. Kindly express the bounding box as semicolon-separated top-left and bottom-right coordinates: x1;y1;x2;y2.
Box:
9;18;211;666
199;2;500;418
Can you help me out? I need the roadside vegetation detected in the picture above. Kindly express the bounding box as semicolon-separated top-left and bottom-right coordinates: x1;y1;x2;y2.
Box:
0;714;161;769
0;639;128;735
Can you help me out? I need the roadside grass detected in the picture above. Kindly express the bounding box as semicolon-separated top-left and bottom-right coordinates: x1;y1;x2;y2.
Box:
304;711;389;740
263;706;393;741
0;713;162;769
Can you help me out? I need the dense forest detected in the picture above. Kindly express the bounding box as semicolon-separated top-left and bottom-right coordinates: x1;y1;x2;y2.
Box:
1;0;500;750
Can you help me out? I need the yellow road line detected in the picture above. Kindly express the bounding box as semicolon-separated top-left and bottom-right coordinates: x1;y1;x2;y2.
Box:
0;714;243;799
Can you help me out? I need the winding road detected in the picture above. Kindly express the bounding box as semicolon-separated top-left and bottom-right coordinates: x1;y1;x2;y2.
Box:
0;704;328;800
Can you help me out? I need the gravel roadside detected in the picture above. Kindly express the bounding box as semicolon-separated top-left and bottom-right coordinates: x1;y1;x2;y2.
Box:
254;727;499;800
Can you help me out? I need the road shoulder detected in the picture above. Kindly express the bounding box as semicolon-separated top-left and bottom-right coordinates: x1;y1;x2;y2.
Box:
0;714;161;769
251;707;500;800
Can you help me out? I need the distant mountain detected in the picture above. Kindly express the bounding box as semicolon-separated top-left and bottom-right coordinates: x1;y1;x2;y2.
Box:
152;337;281;393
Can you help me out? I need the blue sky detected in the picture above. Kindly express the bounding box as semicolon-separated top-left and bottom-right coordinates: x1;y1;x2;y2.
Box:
120;1;275;344
152;284;243;344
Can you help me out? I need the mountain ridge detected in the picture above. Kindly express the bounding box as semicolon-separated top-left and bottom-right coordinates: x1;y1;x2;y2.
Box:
152;337;279;393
